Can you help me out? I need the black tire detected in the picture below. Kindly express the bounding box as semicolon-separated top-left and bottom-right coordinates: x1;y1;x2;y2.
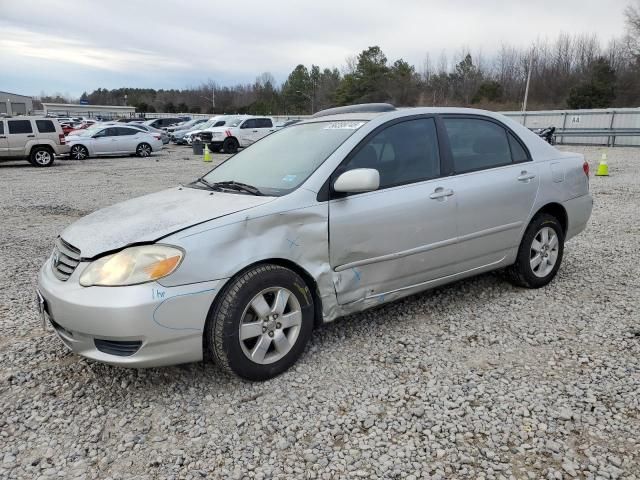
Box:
70;144;89;160
208;144;222;153
506;213;564;288
30;146;55;167
205;264;314;381
136;143;152;157
222;137;239;154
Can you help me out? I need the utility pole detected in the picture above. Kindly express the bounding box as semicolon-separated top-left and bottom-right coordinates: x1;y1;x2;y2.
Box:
211;87;215;114
522;51;534;113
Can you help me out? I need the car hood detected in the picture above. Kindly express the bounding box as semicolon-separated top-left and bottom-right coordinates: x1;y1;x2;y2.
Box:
60;187;275;258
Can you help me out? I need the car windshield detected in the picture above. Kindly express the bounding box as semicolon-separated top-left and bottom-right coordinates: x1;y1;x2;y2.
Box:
227;117;245;127
200;120;367;196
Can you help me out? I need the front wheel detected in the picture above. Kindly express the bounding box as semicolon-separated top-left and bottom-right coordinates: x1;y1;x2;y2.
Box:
506;213;564;288
136;143;152;157
206;264;314;380
222;137;238;154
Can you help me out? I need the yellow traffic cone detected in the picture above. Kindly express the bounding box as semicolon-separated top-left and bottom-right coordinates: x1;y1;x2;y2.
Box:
595;153;609;176
203;144;212;163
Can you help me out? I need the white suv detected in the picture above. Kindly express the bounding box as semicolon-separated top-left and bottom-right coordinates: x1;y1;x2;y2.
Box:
0;117;70;167
201;116;275;153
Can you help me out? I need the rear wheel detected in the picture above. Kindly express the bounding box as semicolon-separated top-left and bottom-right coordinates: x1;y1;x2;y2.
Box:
506;213;564;288
136;143;152;157
222;137;239;154
30;147;54;167
70;145;89;160
206;264;314;380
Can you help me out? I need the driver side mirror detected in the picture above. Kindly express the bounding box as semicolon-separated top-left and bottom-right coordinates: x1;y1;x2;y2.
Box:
333;168;380;193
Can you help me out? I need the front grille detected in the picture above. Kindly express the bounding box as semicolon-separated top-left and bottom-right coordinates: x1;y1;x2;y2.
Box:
198;132;213;143
51;237;81;281
94;339;142;357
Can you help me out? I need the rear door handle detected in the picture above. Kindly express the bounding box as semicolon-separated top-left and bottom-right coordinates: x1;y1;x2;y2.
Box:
252;130;258;132
429;187;454;199
27;134;35;138
517;171;536;182
0;135;6;139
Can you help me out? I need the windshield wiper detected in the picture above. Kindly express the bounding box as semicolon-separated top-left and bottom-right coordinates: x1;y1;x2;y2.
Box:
192;177;221;191
210;181;263;196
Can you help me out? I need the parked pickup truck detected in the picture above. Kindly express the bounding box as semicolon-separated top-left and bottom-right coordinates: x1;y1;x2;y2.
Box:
198;116;275;153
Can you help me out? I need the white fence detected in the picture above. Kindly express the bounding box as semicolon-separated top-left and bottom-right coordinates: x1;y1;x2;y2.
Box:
502;108;640;147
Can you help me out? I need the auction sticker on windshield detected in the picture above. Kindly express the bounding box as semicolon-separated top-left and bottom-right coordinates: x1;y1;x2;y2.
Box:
323;121;366;130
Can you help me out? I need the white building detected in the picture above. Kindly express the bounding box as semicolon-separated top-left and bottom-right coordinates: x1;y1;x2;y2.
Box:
0;91;34;115
42;103;136;119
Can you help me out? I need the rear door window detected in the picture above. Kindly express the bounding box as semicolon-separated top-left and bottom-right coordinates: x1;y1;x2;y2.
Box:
241;119;257;129
257;118;273;128
116;127;137;136
442;117;512;174
8;120;33;134
0;122;4;134
36;120;57;133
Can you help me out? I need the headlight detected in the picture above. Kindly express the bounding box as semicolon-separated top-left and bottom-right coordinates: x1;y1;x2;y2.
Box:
79;245;183;287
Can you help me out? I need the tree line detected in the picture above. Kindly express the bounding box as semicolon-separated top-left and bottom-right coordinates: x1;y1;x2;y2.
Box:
35;7;640;115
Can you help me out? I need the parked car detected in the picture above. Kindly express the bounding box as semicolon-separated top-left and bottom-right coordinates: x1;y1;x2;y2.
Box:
166;118;207;134
181;116;234;145
66;125;163;159
0;116;69;167
37;104;592;380
101;122;170;145
143;117;184;130
199;116;275;153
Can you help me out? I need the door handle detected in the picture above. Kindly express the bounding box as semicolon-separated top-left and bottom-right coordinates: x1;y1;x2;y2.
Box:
27;134;35;138
252;130;258;132
429;187;454;199
0;135;5;139
517;171;536;182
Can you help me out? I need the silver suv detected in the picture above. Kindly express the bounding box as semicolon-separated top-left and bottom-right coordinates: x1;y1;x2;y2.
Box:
0;117;70;167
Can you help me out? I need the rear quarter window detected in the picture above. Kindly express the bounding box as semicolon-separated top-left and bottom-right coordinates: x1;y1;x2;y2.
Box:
36;120;57;133
8;120;33;134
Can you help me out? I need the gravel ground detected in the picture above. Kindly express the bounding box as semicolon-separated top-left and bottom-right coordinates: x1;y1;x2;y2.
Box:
0;144;638;480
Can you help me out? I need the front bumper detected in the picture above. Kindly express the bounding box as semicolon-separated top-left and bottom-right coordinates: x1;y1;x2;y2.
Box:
37;258;225;367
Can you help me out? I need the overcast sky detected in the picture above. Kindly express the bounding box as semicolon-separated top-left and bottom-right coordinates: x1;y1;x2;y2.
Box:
0;0;629;97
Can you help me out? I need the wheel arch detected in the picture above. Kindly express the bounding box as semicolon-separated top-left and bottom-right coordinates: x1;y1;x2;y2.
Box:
205;258;324;336
532;202;568;236
29;143;54;156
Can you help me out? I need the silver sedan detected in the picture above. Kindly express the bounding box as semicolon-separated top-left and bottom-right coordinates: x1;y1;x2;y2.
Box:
37;105;592;380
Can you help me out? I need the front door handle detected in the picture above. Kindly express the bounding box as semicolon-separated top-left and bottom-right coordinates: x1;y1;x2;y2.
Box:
517;171;536;182
0;135;6;139
429;187;454;199
252;130;258;132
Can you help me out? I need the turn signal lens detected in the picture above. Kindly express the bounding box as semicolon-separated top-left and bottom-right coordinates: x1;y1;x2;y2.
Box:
583;161;590;177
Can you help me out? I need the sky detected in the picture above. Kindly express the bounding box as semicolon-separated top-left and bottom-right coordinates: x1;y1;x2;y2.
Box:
0;0;629;98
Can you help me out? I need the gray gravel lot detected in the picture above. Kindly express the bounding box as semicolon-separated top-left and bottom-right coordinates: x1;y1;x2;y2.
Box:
1;144;639;479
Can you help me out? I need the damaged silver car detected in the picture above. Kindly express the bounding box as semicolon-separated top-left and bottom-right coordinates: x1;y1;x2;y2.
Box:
37;104;593;380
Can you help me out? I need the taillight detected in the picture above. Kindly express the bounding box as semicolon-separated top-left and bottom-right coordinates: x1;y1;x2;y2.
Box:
59;134;66;145
583;161;589;177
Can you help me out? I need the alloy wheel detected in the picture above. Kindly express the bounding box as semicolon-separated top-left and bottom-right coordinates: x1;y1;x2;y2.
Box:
530;226;559;278
238;287;302;365
34;150;52;166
